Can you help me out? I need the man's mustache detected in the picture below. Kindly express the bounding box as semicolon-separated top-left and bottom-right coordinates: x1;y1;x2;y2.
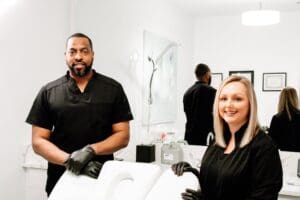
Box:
72;62;87;67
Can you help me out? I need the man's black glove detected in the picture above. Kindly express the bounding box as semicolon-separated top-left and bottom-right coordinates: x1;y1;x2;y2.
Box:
181;188;203;200
65;145;96;175
81;161;103;179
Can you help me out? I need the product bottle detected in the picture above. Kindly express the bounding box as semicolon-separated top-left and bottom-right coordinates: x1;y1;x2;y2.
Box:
151;133;165;164
161;132;183;165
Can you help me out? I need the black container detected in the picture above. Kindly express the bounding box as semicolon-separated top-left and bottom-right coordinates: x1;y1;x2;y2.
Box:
136;144;155;163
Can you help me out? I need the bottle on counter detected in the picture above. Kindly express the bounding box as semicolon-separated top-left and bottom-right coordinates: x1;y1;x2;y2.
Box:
161;132;183;165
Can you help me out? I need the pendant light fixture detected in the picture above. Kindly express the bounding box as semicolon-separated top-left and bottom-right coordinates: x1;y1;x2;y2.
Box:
242;1;280;26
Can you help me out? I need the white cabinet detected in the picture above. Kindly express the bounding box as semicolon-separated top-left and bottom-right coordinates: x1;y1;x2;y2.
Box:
279;151;300;200
23;144;48;200
279;195;300;200
24;167;47;200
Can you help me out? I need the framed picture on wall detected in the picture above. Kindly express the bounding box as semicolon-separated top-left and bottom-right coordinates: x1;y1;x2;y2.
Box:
211;73;223;89
263;72;287;91
229;70;254;85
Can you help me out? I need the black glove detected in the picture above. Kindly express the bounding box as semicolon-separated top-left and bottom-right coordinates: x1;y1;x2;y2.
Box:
81;161;103;179
172;161;192;176
65;145;96;175
181;188;203;200
184;166;200;183
172;161;201;185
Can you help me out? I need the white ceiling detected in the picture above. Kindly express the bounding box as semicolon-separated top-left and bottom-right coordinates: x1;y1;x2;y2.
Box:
165;0;300;16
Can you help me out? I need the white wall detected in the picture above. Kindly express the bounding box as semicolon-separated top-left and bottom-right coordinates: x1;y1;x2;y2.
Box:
193;11;300;126
0;0;71;199
71;0;194;160
0;0;193;199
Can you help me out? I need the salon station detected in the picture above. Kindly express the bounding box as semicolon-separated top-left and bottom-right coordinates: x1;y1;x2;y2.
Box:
1;0;300;199
23;143;300;200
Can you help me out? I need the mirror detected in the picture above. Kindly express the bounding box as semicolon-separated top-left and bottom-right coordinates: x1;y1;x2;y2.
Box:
142;31;177;126
67;0;300;147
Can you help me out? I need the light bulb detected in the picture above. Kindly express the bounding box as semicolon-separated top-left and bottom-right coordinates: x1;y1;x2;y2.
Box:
242;10;280;26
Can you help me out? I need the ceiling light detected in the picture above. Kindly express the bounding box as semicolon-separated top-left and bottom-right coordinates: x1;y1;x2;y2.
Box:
241;1;280;26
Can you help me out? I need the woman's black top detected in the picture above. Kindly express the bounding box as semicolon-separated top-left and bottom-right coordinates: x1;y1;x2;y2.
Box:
269;110;300;152
199;124;283;200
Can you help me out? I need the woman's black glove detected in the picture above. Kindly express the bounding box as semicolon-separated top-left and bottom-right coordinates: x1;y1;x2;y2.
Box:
65;145;96;175
172;161;200;182
171;161;192;176
183;167;200;183
181;189;203;200
172;161;201;195
81;161;103;179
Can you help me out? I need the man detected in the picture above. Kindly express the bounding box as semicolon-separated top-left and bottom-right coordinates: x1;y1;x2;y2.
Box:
26;33;133;196
183;63;216;145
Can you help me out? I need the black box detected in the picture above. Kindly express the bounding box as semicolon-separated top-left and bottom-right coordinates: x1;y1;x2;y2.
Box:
136;144;155;163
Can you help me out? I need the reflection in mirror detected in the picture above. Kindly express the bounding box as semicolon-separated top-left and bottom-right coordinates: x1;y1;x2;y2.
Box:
142;31;178;127
268;87;300;152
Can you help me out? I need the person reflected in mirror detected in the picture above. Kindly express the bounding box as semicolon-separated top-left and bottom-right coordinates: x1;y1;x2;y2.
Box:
269;86;300;152
172;75;282;200
25;33;133;196
183;63;216;145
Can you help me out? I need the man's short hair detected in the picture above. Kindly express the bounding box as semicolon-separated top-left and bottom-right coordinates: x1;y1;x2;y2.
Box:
66;33;93;50
195;63;210;79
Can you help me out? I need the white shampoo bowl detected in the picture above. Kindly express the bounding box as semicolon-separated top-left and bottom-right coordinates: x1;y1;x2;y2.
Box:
91;161;161;200
145;168;199;200
49;160;162;200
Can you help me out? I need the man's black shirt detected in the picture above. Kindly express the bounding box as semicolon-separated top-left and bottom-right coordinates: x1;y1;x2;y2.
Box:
26;70;133;195
183;81;216;145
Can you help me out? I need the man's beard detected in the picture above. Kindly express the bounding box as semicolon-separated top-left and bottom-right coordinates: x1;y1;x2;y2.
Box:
208;76;212;85
68;60;93;77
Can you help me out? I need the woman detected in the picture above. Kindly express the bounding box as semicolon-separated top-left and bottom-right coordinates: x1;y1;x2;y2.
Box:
269;87;300;152
172;75;282;200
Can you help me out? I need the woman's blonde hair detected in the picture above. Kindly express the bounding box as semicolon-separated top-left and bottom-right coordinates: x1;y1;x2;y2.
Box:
278;87;299;121
213;75;260;148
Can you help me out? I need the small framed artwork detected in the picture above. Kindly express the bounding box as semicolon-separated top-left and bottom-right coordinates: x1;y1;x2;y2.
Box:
263;72;287;91
211;73;223;89
229;70;254;85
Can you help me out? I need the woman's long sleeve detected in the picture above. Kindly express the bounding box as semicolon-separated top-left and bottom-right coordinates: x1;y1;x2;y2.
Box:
246;139;283;200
